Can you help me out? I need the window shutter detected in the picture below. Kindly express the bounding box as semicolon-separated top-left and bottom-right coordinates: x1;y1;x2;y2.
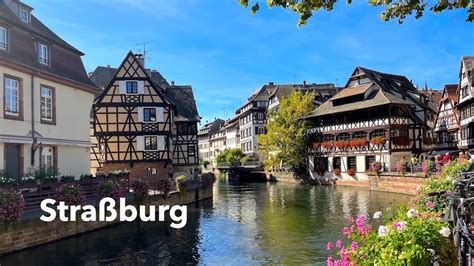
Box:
138;81;145;94
137;107;143;122
156;107;164;122
119;81;126;94
157;136;165;151
136;136;144;151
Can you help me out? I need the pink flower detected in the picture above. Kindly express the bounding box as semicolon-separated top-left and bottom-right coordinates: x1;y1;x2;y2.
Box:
351;241;358;251
327;242;334;250
327;256;334;266
426;201;434;208
342;227;350;236
348;216;355;224
336;239;343;248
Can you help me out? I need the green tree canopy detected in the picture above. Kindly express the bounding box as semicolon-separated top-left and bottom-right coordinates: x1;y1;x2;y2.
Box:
257;90;315;171
239;0;473;26
216;148;247;166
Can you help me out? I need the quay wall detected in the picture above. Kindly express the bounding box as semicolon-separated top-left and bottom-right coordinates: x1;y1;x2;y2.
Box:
0;188;213;255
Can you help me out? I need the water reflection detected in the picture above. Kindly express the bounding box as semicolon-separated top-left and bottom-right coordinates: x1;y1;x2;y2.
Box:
0;178;410;265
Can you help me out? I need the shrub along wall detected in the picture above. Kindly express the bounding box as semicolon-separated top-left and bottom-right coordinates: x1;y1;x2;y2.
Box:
0;188;213;255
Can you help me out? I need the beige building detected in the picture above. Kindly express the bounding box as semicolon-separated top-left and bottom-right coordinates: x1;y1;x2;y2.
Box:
0;0;99;178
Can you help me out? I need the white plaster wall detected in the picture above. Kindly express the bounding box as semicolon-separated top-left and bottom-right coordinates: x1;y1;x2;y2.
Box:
356;156;366;172
58;146;90;178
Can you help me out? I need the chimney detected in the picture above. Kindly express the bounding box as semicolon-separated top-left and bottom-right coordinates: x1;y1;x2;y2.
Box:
269;82;274;86
303;80;307;87
107;65;110;68
135;53;145;67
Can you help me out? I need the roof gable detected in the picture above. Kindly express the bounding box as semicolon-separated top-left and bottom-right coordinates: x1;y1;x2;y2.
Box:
94;51;170;105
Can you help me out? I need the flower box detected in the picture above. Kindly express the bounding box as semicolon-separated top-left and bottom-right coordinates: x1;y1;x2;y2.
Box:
370;136;386;145
321;141;333;149
347;168;356;177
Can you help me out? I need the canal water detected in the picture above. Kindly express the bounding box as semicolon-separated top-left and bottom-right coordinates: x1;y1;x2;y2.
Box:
0;179;410;265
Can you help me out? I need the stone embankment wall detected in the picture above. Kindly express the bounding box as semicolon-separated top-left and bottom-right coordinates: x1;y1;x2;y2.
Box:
0;188;213;255
337;174;426;195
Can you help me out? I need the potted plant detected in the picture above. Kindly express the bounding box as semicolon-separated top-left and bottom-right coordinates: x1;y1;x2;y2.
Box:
347;168;356;177
80;174;94;182
176;175;190;193
99;180;123;200
157;177;172;198
60;175;75;183
21;176;36;186
131;180;149;203
0;191;25;224
43;176;59;185
371;161;383;175
0;171;15;187
56;184;84;205
333;168;341;177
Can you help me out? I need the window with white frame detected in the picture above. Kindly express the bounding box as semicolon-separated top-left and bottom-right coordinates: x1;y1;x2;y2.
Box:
38;43;49;65
40;86;53;120
0;27;7;50
19;8;29;23
126;81;138;94
143;107;156;122
4;77;19;115
144;136;158;151
41;147;54;168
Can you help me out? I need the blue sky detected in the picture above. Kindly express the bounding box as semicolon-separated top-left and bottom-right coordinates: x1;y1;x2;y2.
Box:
30;0;473;124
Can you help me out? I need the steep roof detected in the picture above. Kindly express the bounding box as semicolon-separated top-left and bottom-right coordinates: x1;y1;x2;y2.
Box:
330;83;372;100
198;119;225;136
268;83;338;100
0;0;98;90
89;64;199;122
307;84;413;117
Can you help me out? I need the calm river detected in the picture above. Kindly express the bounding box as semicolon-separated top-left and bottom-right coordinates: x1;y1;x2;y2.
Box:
0;179;410;265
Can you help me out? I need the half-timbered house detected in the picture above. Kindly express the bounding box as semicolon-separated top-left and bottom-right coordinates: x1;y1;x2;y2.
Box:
197;118;224;169
433;84;460;152
306;67;436;181
89;52;200;180
457;56;474;151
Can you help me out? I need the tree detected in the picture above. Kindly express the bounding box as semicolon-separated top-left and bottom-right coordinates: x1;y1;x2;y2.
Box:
239;0;473;26
257;90;315;171
215;148;247;166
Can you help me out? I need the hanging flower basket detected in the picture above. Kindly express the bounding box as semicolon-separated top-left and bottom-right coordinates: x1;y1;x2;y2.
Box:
321;141;333;149
370;136;386;145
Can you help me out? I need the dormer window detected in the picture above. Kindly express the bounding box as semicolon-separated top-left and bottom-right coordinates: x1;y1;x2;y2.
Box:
0;27;7;51
19;8;30;23
38;43;49;65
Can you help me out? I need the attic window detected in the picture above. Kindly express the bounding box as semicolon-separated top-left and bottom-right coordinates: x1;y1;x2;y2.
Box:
0;27;7;50
38;43;49;65
19;8;29;23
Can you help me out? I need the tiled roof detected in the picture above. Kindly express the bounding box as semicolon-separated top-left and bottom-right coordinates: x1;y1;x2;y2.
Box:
0;0;98;90
307;85;413;118
89;66;199;121
330;83;372;100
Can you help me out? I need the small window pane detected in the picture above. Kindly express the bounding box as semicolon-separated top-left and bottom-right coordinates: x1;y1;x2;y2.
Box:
126;81;138;94
144;136;158;151
19;9;29;23
143;108;156;122
38;44;49;65
0;27;6;50
40;87;53;120
4;78;19;115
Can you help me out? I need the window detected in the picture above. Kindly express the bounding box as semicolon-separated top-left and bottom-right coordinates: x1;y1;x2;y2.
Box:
41;147;54;168
333;157;341;169
40;86;53;121
38;43;49;65
365;156;375;171
4;77;19;115
188;145;196;156
348;156;357;171
143;108;156;122
19;8;29;23
126;81;138;94
461;85;469;98
0;27;6;50
144;136;158;151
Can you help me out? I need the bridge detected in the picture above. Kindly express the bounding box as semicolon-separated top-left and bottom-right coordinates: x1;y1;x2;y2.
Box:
217;161;267;181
